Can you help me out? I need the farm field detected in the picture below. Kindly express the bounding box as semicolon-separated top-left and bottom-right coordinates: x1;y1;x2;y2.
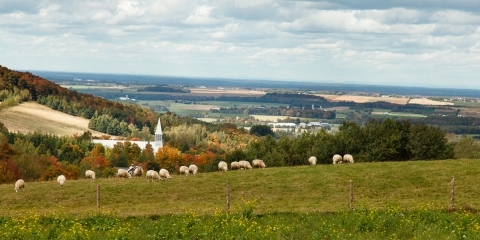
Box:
409;98;454;106
371;112;427;118
316;94;410;105
0;102;104;137
2;160;480;238
2;159;480;217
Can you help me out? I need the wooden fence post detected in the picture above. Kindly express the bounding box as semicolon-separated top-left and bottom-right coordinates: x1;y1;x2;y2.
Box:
350;180;354;211
226;182;230;212
450;176;455;210
97;185;100;209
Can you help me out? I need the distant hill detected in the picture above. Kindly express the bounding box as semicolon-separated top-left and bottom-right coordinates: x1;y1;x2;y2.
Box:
0;102;105;137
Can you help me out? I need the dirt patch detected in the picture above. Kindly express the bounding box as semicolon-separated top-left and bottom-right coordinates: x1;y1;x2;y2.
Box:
408;98;454;106
0;102;105;137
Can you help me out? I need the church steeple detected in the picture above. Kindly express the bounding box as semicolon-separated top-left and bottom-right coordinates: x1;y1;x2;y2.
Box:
155;117;163;148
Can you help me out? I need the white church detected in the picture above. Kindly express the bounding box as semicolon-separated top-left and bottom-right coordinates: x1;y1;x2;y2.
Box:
92;118;164;153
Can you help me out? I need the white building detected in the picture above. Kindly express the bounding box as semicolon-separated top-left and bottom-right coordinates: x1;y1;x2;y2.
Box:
92;117;163;153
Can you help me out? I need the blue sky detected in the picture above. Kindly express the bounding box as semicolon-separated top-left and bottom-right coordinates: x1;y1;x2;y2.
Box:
1;0;479;89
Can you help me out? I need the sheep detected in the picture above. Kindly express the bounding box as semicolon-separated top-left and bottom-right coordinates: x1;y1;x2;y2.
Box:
239;160;252;170
14;179;24;193
308;156;317;166
218;161;228;172
343;154;354;163
57;175;66;187
231;161;241;170
159;168;172;180
85;170;96;180
117;169;132;179
252;159;266;169
133;167;144;178
333;154;343;164
146;170;161;182
188;164;198;176
179;166;190;176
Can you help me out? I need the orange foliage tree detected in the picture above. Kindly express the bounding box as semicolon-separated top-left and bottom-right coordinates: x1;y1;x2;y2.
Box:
0;158;22;183
155;146;184;173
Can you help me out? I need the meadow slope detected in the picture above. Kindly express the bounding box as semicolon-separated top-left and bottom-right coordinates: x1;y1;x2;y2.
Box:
0;102;104;137
1;159;479;217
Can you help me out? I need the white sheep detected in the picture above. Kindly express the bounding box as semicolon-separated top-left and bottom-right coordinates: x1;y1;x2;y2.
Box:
252;159;266;169
238;160;252;170
218;161;228;172
231;161;240;170
179;166;190;176
133;167;144;177
14;179;24;192
308;156;317;166
159;169;172;180
85;170;96;180
188;164;198;176
343;154;354;163
146;170;161;182
57;175;66;187
117;169;132;179
333;154;343;164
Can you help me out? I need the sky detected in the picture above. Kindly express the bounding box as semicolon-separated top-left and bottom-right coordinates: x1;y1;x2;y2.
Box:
1;0;480;89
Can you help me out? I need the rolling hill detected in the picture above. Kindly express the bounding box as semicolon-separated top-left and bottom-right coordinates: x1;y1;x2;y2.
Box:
0;101;104;137
1;159;477;217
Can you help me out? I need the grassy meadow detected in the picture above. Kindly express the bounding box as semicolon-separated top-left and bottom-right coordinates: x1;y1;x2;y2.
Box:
2;160;480;238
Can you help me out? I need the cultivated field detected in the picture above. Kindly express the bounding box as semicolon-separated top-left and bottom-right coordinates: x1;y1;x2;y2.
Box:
408;98;454;106
0;102;104;137
2;159;479;217
316;94;410;105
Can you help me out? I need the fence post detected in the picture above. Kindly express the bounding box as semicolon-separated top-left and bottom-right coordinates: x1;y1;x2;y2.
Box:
350;180;354;211
97;185;100;209
226;182;230;212
450;176;455;210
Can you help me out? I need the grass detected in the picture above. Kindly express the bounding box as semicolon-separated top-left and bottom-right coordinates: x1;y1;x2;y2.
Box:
2;160;480;238
2;159;480;217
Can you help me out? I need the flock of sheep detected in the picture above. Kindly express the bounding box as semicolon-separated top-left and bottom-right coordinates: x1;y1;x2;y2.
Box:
218;159;266;172
13;155;354;192
309;154;354;166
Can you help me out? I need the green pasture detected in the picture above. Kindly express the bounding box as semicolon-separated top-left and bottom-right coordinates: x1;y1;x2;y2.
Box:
2;159;480;217
2;159;480;238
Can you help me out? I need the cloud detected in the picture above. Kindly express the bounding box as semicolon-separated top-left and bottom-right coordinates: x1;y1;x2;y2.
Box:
0;0;479;88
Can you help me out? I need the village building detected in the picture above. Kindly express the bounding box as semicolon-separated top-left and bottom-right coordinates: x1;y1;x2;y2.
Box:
92;118;163;153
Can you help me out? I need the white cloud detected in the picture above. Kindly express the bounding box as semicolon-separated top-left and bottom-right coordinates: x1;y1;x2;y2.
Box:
0;0;480;88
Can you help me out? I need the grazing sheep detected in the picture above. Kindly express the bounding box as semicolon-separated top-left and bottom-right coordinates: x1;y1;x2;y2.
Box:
343;154;354;163
159;169;172;180
239;160;252;170
57;175;66;187
179;166;190;176
218;161;228;172
188;164;198;176
231;161;241;170
133;167;144;178
146;170;161;182
117;169;132;179
14;179;24;193
85;170;96;180
333;154;343;164
308;156;317;166
252;159;266;169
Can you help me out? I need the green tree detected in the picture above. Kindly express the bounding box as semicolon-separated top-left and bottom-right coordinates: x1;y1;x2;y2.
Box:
407;124;453;160
249;125;274;137
454;137;480;159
